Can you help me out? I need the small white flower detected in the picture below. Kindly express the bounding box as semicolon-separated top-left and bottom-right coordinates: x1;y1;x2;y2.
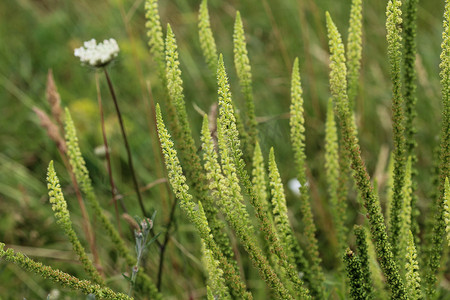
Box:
74;38;119;67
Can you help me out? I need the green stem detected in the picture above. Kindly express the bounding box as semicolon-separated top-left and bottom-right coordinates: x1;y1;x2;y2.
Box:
104;68;146;217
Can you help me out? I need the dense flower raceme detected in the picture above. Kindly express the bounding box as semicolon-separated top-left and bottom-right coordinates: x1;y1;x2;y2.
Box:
74;38;119;67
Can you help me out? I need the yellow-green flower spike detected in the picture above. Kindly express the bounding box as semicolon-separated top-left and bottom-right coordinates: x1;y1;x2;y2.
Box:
346;0;363;107
426;0;450;295
65;109;161;297
206;286;214;300
354;225;374;298
64;109;137;267
46;161;104;286
165;24;190;140
325;97;348;256
217;54;310;299
398;157;413;269
145;0;165;75
268;147;298;267
201;239;231;300
405;230;422;300
289;57;324;297
268;148;311;289
290;57;306;181
0;243;131;300
156;104;251;299
385;153;395;231
234;11;258;155
386;0;407;261
343;248;366;300
326;12;407;299
252;142;269;216
198;0;218;73
165;26;235;270
216;116;295;300
403;0;420;246
445;178;450;246
366;230;389;299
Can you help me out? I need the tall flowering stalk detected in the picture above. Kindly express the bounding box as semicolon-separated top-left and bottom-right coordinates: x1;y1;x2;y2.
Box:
398;157;413;269
216;54;310;298
164;24;236;272
0;244;131;300
326;12;407;298
289;57;324;297
155;104;252;299
325;97;348;256
343;249;367;300
386;0;407;260
145;0;165;75
445;178;450;246
268;148;311;291
234;11;258;156
46;161;104;286
405;230;422;300
354;225;373;298
65;109;161;298
426;0;450;295
201;240;231;300
74;38;147;216
346;0;363;107
198;0;218;74
64;109;136;266
403;0;420;244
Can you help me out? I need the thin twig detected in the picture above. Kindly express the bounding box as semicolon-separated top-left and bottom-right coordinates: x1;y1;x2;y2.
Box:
103;68;147;217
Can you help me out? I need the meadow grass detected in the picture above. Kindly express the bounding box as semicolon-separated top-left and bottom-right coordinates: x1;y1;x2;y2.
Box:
0;0;449;299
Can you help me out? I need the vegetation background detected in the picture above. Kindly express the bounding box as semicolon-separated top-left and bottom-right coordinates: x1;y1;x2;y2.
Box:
0;0;447;298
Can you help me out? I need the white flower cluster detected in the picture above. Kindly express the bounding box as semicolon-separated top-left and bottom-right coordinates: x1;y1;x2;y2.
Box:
74;38;119;67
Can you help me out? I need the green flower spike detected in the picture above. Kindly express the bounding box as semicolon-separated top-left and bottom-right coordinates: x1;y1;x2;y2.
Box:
346;0;363;107
398;157;413;269
403;0;420;245
325;97;348;256
354;225;373;298
386;0;407;261
289;57;324;297
0;244;131;300
217;54;311;299
46;161;104;286
65;109;135;266
343;248;367;300
268;147;310;287
445;178;450;246
426;0;450;294
165;25;235;270
201;239;231;300
252;142;270;217
65;109;161;298
204;114;293;300
198;0;218;73
145;0;165;75
234;11;258;156
326;12;407;299
405;230;422;300
156;104;252;300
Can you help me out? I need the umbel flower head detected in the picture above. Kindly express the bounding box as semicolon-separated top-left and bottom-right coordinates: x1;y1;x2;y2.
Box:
74;38;119;67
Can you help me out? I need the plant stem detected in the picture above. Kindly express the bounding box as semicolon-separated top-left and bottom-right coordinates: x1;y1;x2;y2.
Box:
103;68;146;217
95;74;126;233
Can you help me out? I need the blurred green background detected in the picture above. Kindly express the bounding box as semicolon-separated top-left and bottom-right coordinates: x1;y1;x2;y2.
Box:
0;0;448;298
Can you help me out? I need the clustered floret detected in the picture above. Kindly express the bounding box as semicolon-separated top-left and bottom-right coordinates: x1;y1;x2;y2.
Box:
74;38;119;67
